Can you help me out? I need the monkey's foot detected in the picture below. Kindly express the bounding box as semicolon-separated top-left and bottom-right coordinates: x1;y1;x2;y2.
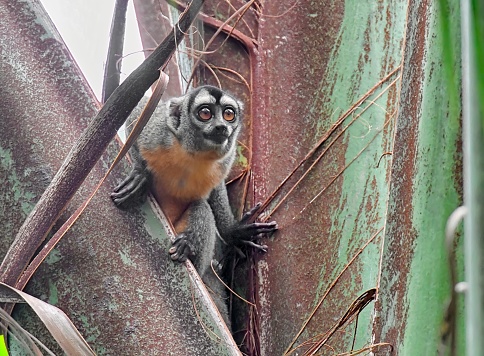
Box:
111;168;148;208
169;235;195;263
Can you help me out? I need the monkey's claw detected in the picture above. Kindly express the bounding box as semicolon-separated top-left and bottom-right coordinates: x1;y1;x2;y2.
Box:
241;240;269;253
169;235;195;263
231;219;278;241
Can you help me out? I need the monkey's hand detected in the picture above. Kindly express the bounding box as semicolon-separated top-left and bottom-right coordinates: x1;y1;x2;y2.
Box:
229;203;278;250
111;168;149;208
169;233;196;263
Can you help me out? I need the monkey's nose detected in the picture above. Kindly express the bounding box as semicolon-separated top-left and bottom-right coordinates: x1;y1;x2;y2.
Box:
214;125;229;136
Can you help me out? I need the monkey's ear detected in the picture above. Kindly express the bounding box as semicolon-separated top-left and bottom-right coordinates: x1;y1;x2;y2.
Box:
167;97;184;133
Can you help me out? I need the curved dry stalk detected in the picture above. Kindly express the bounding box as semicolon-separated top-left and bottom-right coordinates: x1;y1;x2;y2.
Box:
292;108;397;221
222;0;256;38
210;261;256;307
302;289;377;356
171;0;257;49
178;0;254;59
0;307;51;355
376;151;393;168
199;58;222;88
212;66;251;93
283;227;384;355
226;168;248;186
1;283;96;355
184;0;255;88
255;0;299;18
258;68;401;222
188;276;223;344
333;342;394;356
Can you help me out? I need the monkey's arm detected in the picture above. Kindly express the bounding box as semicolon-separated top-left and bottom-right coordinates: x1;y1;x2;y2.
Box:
111;152;151;208
208;183;278;246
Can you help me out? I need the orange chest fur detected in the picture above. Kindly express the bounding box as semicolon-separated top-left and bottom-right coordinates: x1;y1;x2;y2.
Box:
140;141;224;203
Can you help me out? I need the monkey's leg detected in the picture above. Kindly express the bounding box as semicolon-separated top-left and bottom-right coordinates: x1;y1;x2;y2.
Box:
168;201;231;327
168;200;217;277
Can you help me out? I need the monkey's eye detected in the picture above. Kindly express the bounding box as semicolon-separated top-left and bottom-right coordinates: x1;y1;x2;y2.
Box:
198;107;212;121
223;108;236;122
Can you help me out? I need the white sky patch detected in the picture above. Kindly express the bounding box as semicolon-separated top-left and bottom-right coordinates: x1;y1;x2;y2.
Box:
40;0;144;100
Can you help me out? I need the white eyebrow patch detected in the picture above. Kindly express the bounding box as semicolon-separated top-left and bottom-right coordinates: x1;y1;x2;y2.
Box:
193;89;216;107
220;95;238;108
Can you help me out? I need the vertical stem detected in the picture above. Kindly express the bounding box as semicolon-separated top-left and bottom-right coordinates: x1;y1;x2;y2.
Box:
461;0;484;354
102;0;129;103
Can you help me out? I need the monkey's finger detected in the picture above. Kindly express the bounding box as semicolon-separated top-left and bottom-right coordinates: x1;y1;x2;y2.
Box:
111;176;147;205
179;241;195;257
237;225;277;240
111;174;146;197
171;236;190;249
241;240;268;253
171;236;184;246
240;202;262;223
179;244;194;261
169;236;194;261
169;239;184;256
170;251;180;260
169;245;193;262
240;221;278;233
169;246;185;261
112;169;140;192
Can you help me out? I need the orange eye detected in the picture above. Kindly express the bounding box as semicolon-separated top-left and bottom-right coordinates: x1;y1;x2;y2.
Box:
198;107;212;121
223;108;235;122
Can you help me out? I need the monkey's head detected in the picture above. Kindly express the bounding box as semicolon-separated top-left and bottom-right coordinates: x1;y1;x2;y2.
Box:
167;85;243;157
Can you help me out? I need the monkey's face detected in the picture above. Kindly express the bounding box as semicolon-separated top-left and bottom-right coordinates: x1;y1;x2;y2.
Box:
183;86;242;156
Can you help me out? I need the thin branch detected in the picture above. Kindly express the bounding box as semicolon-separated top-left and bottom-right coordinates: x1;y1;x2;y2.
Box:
222;0;255;38
184;0;255;88
212;66;251;93
170;0;257;50
256;0;299;18
304;289;376;355
102;0;129;103
333;342;394;355
376;151;393;168
210;261;256;307
286;289;377;356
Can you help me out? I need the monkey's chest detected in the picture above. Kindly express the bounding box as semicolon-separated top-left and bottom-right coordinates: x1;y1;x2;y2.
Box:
141;143;224;202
